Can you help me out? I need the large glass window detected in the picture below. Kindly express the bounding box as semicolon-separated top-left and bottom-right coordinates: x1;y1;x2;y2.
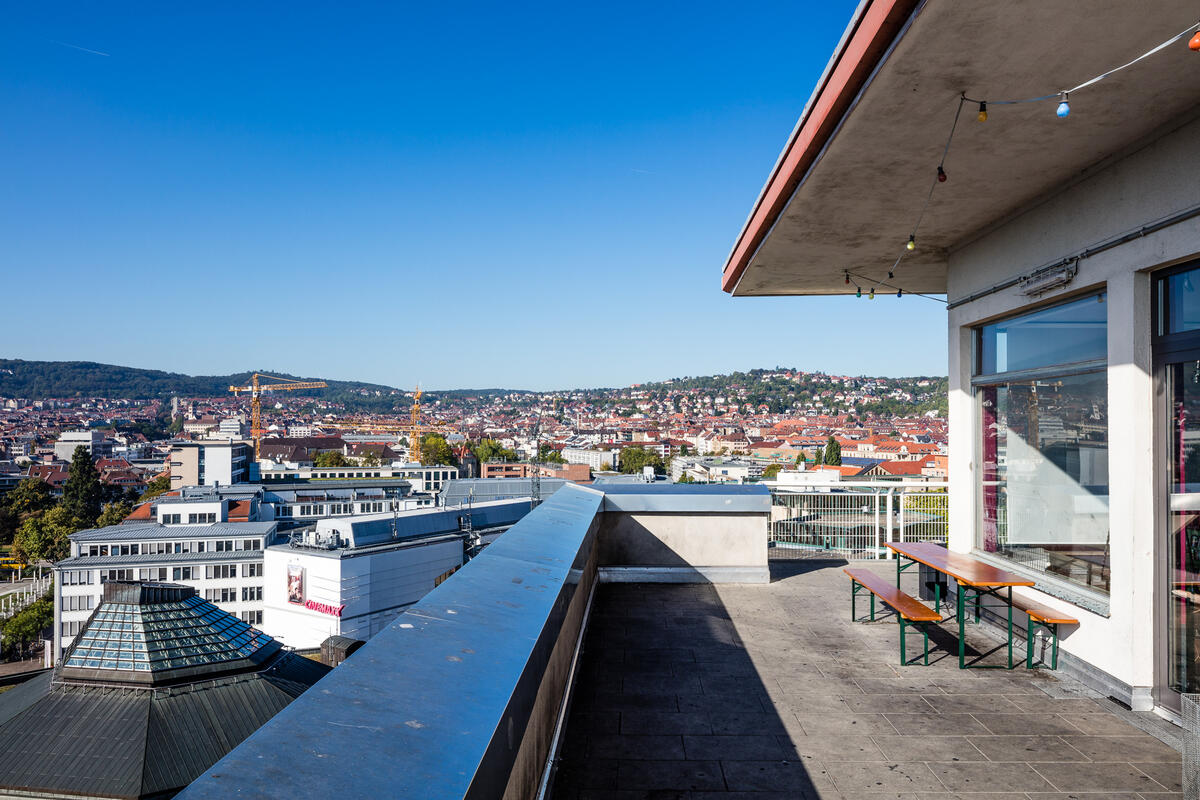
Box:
976;293;1109;594
978;294;1107;375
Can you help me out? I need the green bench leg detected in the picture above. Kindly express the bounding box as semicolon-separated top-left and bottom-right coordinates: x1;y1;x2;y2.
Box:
1025;618;1060;669
899;618;932;666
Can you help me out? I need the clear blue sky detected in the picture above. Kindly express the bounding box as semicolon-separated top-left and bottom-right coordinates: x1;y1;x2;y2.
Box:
1;2;948;391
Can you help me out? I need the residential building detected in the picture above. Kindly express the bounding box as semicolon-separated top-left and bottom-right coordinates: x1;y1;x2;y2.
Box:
168;440;252;490
53;429;109;462
561;447;621;471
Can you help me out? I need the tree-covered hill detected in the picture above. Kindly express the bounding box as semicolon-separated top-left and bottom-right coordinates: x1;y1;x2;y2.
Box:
0;359;404;409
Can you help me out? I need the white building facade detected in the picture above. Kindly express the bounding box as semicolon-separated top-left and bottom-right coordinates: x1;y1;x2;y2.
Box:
261;499;531;649
53;499;278;661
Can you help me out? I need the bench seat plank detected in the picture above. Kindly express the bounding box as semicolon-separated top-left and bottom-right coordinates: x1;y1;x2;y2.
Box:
1013;600;1078;625
844;568;941;622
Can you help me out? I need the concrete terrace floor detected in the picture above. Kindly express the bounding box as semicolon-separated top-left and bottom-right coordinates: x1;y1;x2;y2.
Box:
551;560;1184;800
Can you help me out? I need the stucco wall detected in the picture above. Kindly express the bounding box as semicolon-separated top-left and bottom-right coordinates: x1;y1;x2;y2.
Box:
597;512;769;583
946;111;1200;706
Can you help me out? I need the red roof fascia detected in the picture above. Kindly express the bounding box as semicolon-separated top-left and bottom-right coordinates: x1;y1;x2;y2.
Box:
720;0;918;293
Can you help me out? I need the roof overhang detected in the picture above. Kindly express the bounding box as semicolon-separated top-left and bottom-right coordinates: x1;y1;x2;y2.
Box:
722;0;1200;296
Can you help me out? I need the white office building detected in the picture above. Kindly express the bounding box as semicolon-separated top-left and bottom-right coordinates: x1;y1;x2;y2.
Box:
53;495;278;661
53;429;110;462
262;499;531;649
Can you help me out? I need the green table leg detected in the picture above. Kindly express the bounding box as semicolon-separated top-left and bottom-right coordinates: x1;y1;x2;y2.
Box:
1006;586;1013;669
957;581;966;669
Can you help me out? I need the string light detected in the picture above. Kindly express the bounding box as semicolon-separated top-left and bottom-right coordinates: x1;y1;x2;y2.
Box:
845;272;850;285
868;288;875;300
855;287;861;298
897;288;903;298
1056;93;1070;118
883;19;1199;293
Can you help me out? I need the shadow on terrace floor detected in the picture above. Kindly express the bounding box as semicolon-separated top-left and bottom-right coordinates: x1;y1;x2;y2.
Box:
551;560;1183;799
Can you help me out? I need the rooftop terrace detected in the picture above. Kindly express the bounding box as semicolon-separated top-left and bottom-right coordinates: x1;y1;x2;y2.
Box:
553;562;1183;798
177;484;1183;799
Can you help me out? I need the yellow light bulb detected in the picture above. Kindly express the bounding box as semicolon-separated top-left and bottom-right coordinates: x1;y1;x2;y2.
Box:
906;236;916;251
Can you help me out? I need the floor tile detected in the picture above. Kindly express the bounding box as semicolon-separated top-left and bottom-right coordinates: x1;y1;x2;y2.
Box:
1031;761;1172;793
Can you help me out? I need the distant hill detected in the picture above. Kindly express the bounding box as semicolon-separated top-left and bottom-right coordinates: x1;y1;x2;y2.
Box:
0;359;406;410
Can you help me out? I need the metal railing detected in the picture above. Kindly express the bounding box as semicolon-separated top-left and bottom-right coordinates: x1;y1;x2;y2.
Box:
0;573;52;619
768;481;949;560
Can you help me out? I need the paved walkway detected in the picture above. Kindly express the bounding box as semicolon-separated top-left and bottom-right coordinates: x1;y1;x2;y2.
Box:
552;560;1183;799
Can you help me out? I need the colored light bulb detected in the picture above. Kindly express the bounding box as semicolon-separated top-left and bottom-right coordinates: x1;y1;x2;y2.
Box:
869;288;875;300
845;273;850;285
1056;94;1070;118
855;287;861;298
888;270;894;279
977;102;987;122
1190;31;1200;51
906;235;915;251
937;166;947;183
897;288;903;298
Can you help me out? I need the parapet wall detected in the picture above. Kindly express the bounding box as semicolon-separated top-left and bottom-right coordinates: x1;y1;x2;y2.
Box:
178;483;771;800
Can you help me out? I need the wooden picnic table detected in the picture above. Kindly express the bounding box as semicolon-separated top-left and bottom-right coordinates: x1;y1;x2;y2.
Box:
887;541;1034;669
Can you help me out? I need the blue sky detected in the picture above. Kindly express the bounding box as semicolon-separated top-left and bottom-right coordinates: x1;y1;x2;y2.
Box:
1;2;948;391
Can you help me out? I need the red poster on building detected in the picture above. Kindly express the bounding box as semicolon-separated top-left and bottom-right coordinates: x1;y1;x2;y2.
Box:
287;564;304;605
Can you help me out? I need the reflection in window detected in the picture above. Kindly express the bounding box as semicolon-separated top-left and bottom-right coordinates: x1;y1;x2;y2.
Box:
976;294;1109;594
978;293;1106;375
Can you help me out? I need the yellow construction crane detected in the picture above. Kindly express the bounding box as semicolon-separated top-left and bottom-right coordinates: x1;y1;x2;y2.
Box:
228;373;328;459
315;387;439;464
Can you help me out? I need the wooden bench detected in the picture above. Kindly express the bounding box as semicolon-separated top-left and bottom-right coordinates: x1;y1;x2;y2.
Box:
844;568;942;665
1011;597;1078;670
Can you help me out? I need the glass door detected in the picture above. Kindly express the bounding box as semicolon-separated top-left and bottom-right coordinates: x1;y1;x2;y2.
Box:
1166;357;1200;698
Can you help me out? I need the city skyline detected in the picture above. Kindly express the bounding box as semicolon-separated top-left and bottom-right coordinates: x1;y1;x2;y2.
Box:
2;1;948;390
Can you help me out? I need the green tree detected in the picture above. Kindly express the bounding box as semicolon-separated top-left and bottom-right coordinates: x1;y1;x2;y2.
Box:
1;594;53;659
599;461;612;472
761;464;782;480
676;472;695;484
359;451;382;467
62;445;103;528
0;506;16;546
140;473;171;502
823;436;842;466
537;445;566;464
813;447;824;465
619;446;665;475
419;434;457;466
679;444;690;456
4;478;55;517
472;439;518;464
313;450;350;468
96;500;133;528
13;505;79;564
794;452;808;468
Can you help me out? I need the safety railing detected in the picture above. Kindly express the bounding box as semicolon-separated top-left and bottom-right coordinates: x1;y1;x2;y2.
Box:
768;481;949;560
0;573;52;620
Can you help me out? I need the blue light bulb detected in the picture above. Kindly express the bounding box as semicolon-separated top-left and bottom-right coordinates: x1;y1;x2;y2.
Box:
1056;94;1070;118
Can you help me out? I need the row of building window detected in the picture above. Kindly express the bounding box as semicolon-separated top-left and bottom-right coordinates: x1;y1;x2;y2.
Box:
61;595;95;612
161;513;218;524
83;563;261;584
202;586;263;603
83;539;262;557
279;501;386;518
61;620;82;637
240;610;263;625
61;570;93;585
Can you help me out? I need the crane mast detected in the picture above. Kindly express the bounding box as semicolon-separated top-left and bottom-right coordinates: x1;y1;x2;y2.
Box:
228;373;328;460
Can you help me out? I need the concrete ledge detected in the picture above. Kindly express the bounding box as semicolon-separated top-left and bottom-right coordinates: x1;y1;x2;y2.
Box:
598;566;770;584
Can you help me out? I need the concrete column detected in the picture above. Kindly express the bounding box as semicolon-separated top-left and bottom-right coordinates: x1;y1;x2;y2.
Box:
947;315;976;554
1106;269;1156;707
